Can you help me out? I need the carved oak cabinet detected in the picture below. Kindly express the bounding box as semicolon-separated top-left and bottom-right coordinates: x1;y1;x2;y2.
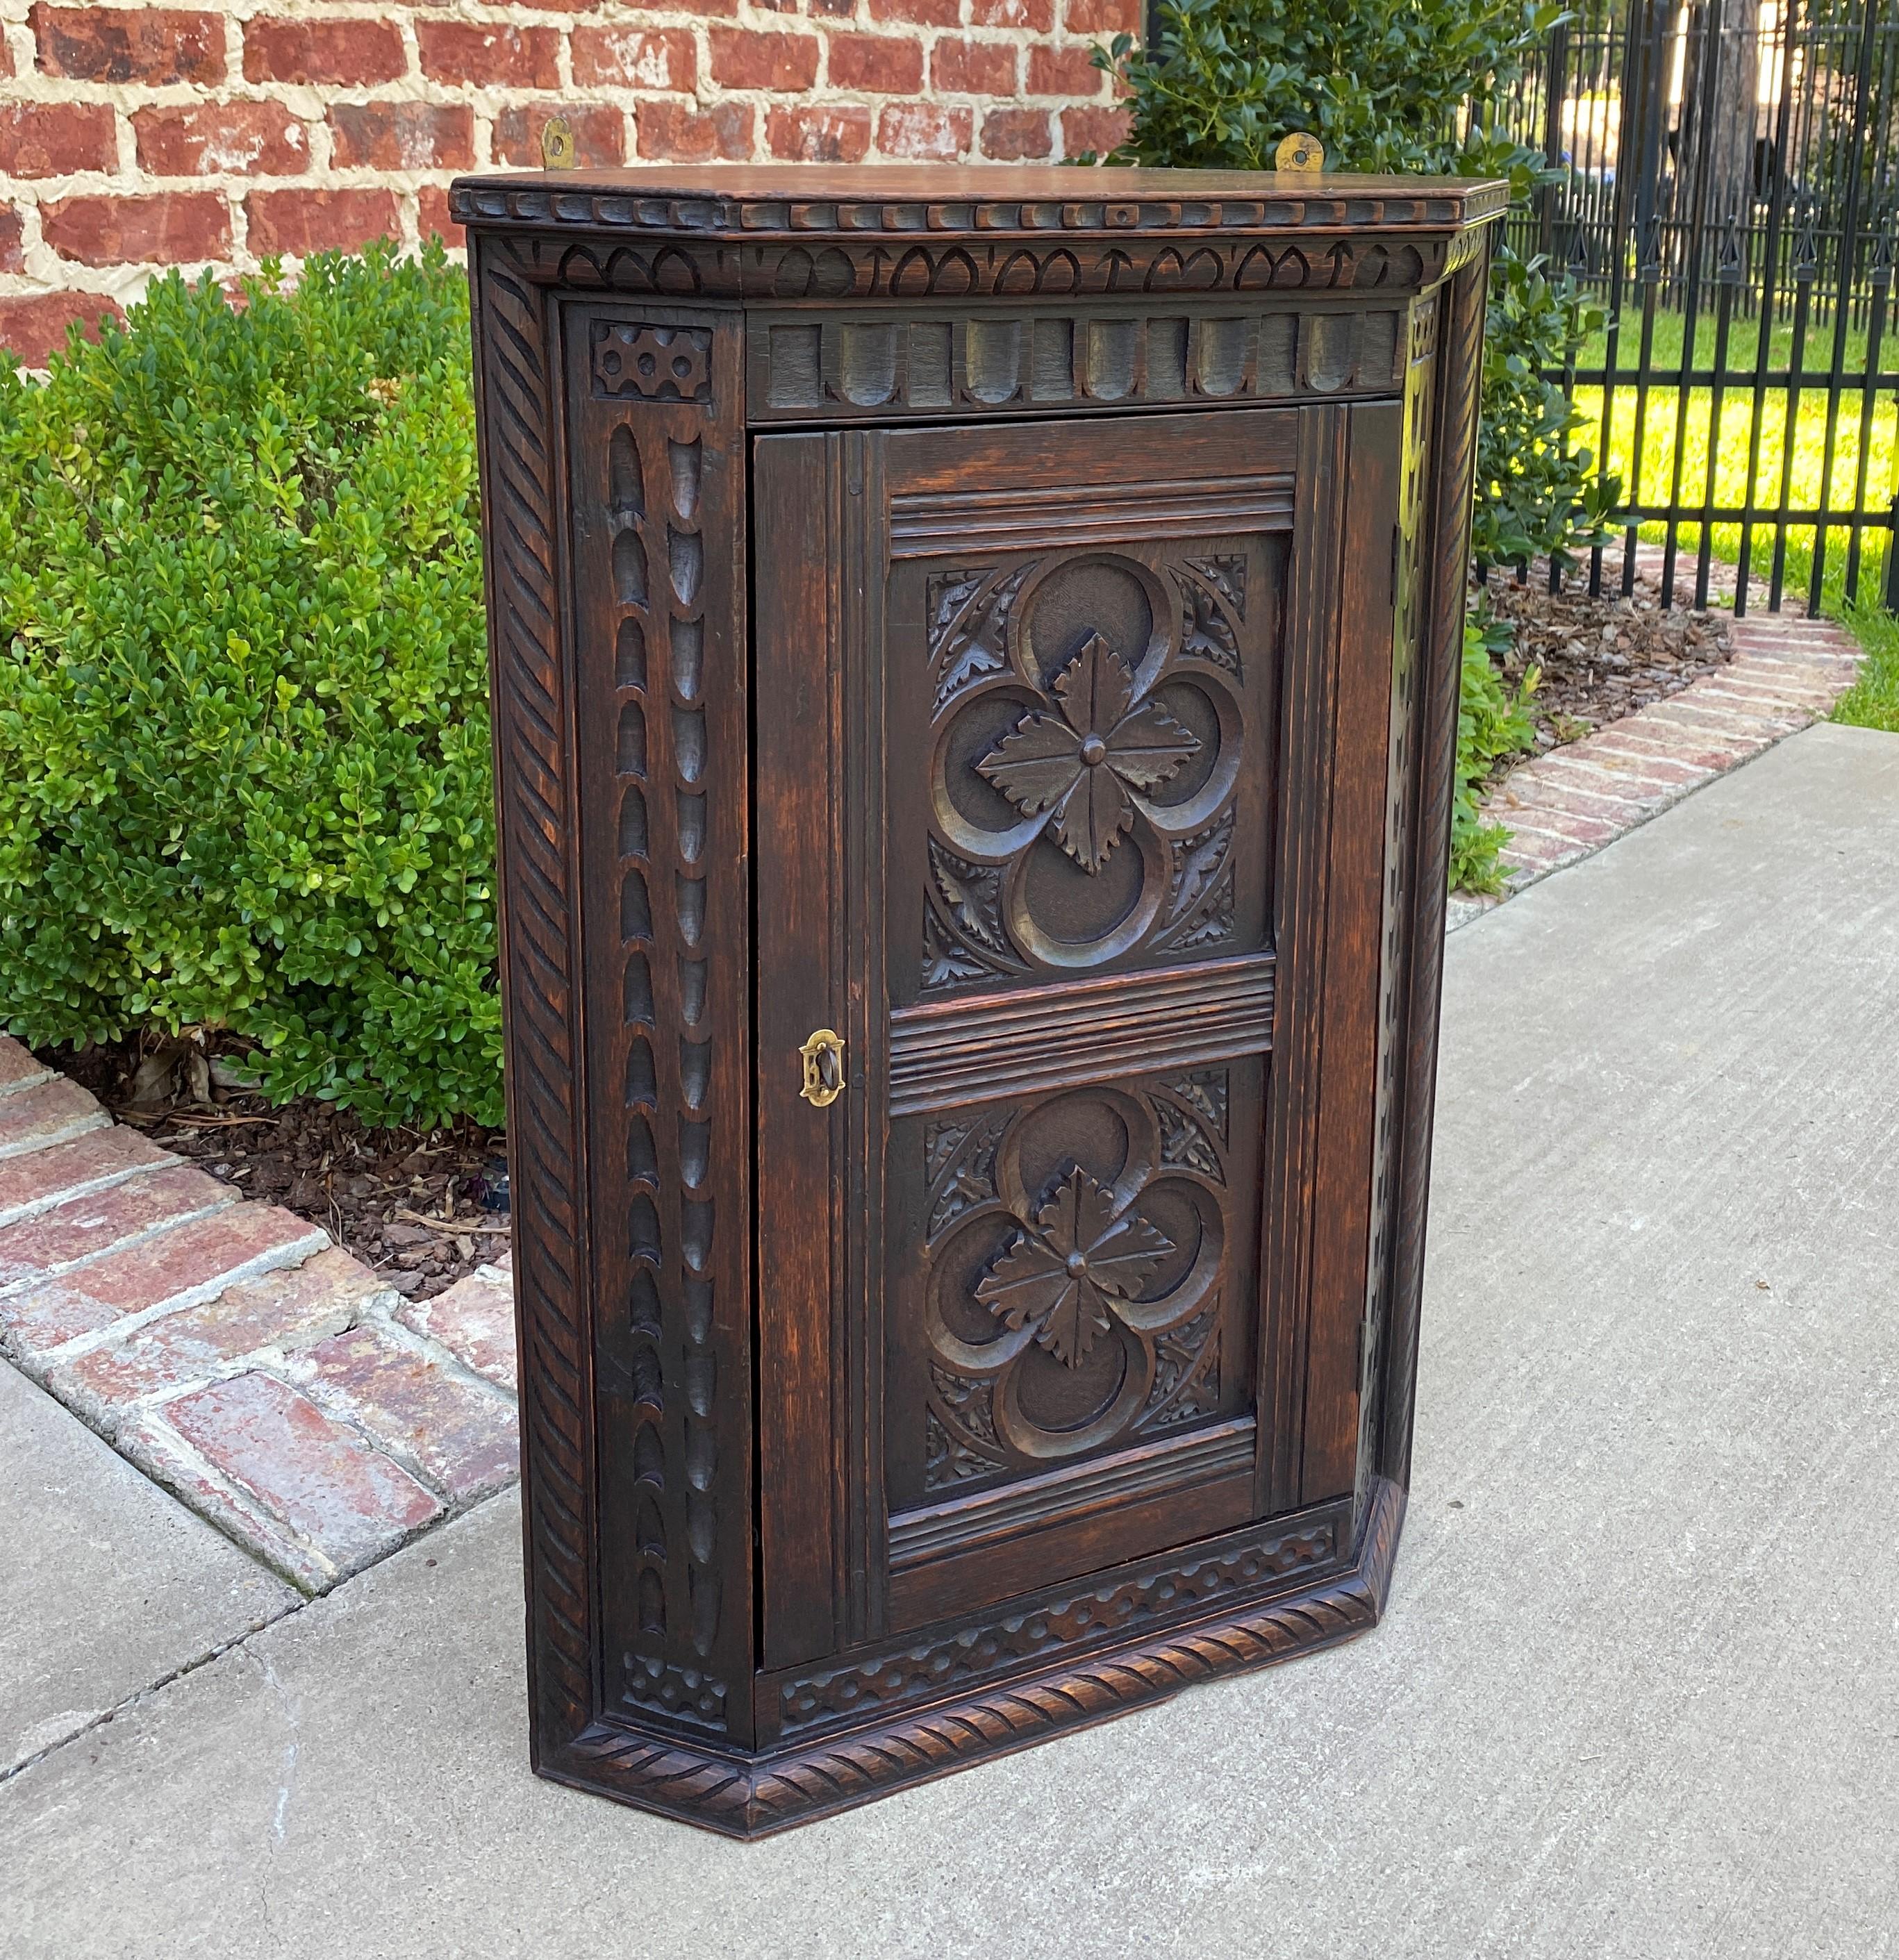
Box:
452;163;1502;1836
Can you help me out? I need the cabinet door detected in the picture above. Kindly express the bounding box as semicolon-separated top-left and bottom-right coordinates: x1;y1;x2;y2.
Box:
755;404;1402;1664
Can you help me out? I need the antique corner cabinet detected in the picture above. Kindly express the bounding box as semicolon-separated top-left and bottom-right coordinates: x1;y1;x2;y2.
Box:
452;163;1502;1838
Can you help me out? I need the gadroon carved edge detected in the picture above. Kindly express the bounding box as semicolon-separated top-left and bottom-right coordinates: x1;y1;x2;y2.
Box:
448;181;1511;241
538;1473;1404;1838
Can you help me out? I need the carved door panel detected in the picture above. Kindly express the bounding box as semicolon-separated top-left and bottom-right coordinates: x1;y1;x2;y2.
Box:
755;404;1403;1666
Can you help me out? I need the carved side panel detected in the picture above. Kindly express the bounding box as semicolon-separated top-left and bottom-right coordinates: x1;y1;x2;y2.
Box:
1382;246;1497;1490
469;242;595;1756
1357;292;1438;1502
563;303;754;1742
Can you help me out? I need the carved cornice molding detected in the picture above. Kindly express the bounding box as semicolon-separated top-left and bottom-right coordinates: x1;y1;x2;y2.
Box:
450;179;1509;243
452;175;1508;304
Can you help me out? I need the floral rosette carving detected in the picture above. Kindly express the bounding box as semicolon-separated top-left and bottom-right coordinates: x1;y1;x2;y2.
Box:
923;549;1246;988
922;1083;1228;1485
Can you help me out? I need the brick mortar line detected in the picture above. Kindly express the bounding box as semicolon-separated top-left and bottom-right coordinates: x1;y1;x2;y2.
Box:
126;1366;508;1586
88;1290;523;1500
22;1222;331;1368
70;1276;407;1431
0;1111;109;1162
1527;757;1702;796
20;1260;499;1595
0;1152;171;1230
0;1179;240;1297
1;2;1132;324
1455;616;1865;924
356;1297;520;1411
0;1065;55;1100
117;1400;356;1591
0;1038;524;1597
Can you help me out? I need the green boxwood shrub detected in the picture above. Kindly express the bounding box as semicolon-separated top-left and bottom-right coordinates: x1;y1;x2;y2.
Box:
1095;0;1606;885
1098;0;1621;576
0;242;500;1129
1451;601;1538;894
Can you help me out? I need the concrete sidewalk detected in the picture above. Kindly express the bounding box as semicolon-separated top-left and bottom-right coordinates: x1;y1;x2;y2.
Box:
4;722;1897;1960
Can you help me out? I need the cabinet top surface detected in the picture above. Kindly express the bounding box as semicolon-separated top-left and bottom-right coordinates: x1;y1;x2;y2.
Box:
449;164;1508;240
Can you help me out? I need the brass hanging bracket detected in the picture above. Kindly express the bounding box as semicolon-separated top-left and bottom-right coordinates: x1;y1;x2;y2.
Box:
1275;132;1325;173
541;117;577;171
799;1028;846;1107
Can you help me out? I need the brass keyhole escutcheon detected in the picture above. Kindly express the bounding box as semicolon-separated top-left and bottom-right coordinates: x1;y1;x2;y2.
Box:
799;1029;846;1107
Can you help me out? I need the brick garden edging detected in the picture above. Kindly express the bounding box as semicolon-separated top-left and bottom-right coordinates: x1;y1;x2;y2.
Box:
1450;604;1864;929
0;1036;518;1593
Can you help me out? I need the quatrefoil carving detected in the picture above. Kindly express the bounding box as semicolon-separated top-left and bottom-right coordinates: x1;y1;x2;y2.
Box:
978;636;1200;874
923;549;1247;983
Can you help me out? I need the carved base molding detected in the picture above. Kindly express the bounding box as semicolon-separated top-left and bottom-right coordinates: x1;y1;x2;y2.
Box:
538;1475;1404;1838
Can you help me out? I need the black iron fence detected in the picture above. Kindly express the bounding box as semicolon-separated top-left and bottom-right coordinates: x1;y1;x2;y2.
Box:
1502;0;1899;615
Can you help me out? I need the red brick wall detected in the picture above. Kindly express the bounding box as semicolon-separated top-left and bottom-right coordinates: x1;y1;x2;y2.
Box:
0;0;1137;363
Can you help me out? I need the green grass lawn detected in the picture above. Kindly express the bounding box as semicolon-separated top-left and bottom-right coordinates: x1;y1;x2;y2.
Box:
1566;303;1898;620
1832;600;1899;731
1554;304;1899;727
1579;304;1881;381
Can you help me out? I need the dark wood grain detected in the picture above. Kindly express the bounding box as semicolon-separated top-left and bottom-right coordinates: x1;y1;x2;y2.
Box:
563;300;756;1738
1297;401;1402;1506
745;300;1409;424
1380;247;1495;1490
543;1474;1402;1838
752;431;844;1670
467;238;595;1761
463;168;1500;1834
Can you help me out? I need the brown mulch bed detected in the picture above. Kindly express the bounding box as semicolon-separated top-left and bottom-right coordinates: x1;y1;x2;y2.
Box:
40;1037;506;1302
1482;558;1736;761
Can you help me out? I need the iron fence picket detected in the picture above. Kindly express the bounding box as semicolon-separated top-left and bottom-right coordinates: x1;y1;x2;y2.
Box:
1501;0;1899;615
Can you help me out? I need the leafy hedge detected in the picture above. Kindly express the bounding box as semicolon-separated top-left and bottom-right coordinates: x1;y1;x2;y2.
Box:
0;243;501;1128
1450;603;1537;892
1096;0;1603;884
1098;0;1620;576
